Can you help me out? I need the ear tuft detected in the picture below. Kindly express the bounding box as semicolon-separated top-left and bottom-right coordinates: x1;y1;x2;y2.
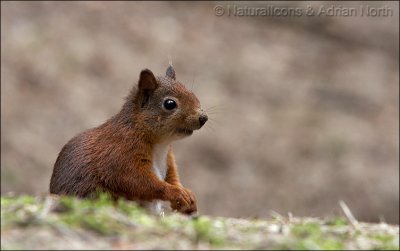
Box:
138;69;158;91
166;65;176;80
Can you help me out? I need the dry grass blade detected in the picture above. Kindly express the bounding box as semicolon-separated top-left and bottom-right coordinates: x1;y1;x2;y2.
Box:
339;200;359;230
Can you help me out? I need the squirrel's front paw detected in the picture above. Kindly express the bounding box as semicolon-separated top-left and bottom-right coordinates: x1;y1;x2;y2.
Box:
166;186;197;215
180;187;197;215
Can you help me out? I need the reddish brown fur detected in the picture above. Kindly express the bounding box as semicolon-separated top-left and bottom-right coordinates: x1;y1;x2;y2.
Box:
49;66;207;214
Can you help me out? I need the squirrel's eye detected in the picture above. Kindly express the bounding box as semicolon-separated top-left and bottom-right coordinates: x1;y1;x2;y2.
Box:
163;99;177;110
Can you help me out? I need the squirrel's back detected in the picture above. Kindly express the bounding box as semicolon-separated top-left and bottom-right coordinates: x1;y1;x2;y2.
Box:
50;129;97;196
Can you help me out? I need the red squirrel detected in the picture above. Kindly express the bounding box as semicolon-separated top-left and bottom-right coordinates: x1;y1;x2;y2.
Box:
49;66;208;215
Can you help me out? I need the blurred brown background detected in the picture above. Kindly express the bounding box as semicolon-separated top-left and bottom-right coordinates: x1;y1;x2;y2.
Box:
1;1;399;223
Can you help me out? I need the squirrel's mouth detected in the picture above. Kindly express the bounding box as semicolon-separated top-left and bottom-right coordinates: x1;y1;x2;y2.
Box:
176;128;193;135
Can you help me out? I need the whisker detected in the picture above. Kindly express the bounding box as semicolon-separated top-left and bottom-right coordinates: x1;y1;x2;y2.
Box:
205;124;218;136
205;110;223;115
204;105;227;114
206;118;221;127
168;55;173;66
205;110;223;118
205;105;219;110
191;72;197;92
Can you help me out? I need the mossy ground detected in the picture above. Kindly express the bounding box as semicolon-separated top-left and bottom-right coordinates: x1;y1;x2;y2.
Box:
1;194;399;250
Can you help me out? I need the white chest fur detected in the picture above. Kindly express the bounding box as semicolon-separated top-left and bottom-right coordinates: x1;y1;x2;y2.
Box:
145;143;169;215
152;143;169;180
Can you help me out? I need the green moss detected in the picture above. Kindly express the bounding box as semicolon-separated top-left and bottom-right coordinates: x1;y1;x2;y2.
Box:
1;195;399;250
371;233;398;250
1;195;36;207
1;195;43;228
372;233;394;243
326;217;348;226
289;222;344;250
291;222;321;237
53;193;152;235
1;193;154;236
192;216;226;247
80;214;116;235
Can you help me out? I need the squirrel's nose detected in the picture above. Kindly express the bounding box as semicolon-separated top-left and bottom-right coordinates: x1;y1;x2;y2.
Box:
199;114;208;127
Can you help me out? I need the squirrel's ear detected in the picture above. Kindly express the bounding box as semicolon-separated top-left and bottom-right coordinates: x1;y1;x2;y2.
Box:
166;65;176;80
138;69;159;91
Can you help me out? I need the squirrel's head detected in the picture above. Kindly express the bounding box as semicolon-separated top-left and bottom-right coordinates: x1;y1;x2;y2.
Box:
130;66;207;143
